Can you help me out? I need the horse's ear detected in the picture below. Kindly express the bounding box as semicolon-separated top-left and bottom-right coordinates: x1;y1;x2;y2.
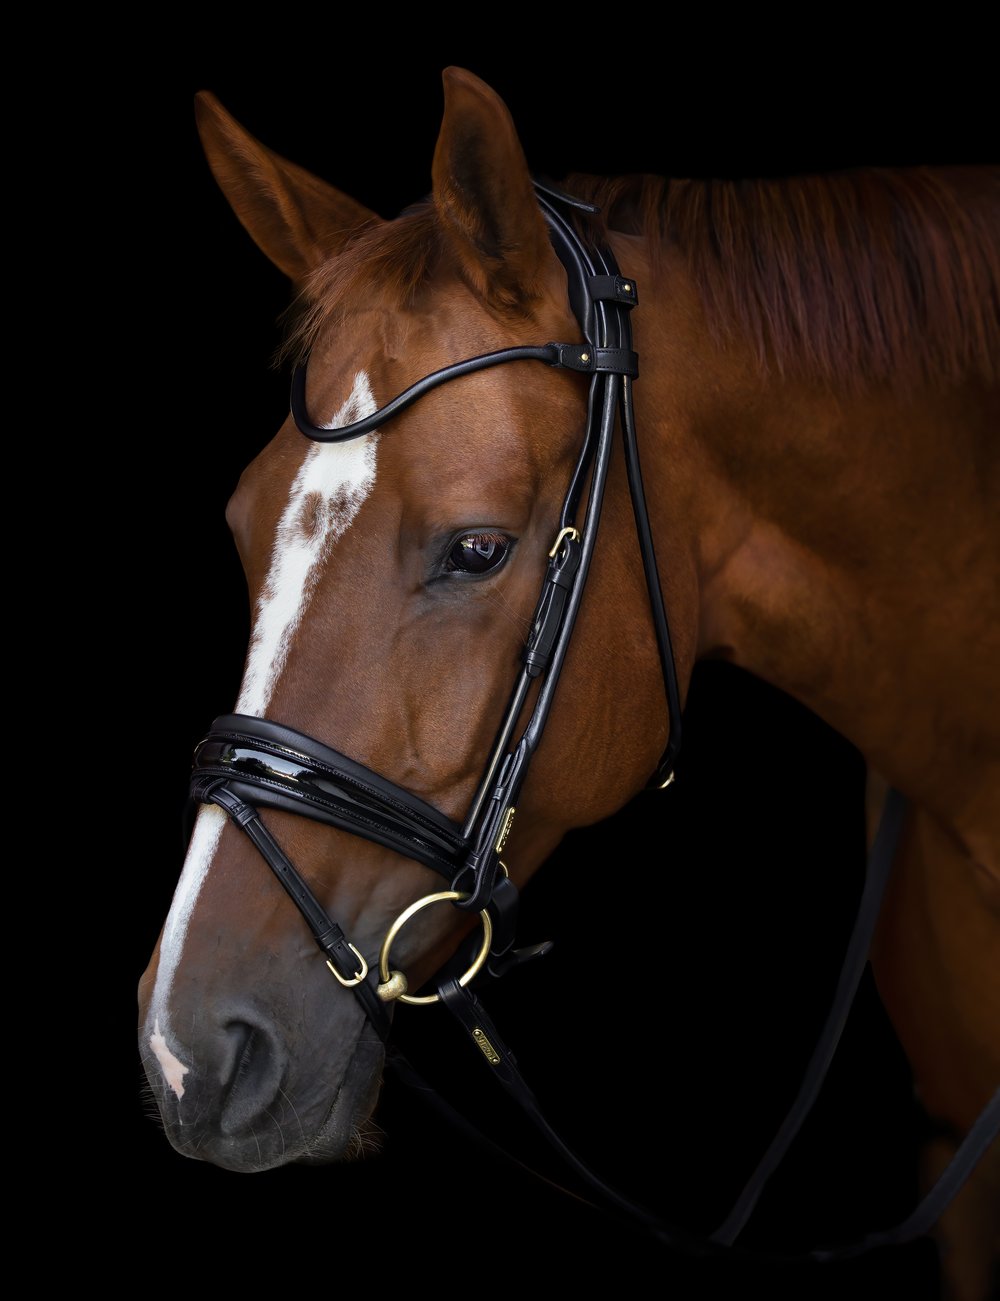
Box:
194;91;382;285
432;67;559;310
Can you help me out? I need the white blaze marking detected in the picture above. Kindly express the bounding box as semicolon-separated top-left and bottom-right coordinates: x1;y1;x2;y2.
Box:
146;371;379;1093
236;370;379;716
145;803;226;1087
150;1018;189;1098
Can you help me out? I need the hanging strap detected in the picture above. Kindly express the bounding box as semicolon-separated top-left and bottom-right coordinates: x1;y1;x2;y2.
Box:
710;785;908;1243
399;787;1000;1262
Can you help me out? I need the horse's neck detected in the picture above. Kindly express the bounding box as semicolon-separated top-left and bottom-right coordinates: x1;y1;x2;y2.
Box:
632;247;999;854
615;221;999;1219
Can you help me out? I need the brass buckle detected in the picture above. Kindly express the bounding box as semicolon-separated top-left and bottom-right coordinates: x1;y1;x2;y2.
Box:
548;526;580;559
325;942;369;988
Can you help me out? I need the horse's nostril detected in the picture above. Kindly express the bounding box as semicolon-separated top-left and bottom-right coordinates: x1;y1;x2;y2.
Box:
219;1018;286;1137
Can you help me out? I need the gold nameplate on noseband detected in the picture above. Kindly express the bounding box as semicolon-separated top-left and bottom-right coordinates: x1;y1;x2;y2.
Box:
377;890;493;1005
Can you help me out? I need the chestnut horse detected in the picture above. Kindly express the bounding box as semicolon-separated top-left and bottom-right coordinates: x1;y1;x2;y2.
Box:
138;69;998;1297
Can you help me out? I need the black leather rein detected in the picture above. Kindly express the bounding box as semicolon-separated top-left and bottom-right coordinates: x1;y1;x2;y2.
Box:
188;180;998;1262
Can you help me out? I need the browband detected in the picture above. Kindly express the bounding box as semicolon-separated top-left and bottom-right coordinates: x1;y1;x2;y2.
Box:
290;344;638;443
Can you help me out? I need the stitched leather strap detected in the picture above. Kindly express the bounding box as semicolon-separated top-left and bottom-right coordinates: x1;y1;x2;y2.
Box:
523;533;583;676
417;790;999;1263
291;345;560;442
206;782;393;1039
710;786;907;1243
434;977;702;1248
193;716;466;879
812;1086;1000;1260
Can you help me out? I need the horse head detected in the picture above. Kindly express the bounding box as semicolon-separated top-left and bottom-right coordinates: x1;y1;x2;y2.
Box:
138;68;689;1171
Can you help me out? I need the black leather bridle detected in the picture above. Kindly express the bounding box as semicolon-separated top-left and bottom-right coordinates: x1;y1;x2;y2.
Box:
188;181;998;1261
191;181;681;1033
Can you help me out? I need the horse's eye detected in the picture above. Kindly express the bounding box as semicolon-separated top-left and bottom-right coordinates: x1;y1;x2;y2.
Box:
444;532;511;576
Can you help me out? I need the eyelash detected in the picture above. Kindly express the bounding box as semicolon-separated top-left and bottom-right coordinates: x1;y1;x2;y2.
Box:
441;531;513;577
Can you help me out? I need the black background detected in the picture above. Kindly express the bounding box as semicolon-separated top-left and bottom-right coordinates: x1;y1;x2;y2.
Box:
120;35;995;1299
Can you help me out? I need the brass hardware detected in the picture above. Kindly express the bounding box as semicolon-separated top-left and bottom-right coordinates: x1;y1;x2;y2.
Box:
495;805;516;854
622;283;632;292
548;526;581;559
657;770;676;789
472;1027;501;1065
580;352;590;362
325;942;369;988
376;970;409;1002
378;890;493;1006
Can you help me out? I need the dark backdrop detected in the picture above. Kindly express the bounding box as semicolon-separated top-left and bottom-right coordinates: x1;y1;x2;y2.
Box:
120;38;994;1299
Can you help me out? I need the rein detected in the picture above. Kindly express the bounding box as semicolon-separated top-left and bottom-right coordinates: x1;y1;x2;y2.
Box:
188;181;999;1261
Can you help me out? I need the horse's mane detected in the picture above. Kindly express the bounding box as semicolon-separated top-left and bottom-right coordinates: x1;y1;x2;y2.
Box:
569;167;999;390
286;166;1000;391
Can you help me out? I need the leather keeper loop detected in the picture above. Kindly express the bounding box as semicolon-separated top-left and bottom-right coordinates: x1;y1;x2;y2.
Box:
588;273;638;306
548;342;639;376
523;535;583;677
